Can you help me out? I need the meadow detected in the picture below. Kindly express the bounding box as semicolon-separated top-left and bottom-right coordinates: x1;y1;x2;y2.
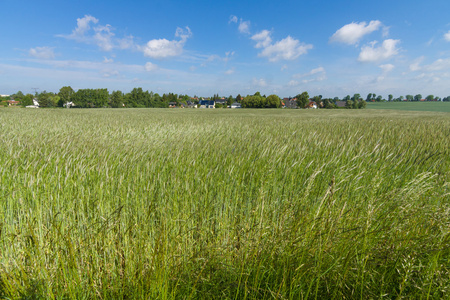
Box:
0;108;449;299
366;101;450;113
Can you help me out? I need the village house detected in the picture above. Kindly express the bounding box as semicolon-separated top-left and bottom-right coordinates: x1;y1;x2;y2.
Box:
199;100;215;108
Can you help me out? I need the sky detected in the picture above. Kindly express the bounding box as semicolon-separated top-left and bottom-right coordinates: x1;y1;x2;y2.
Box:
1;0;450;98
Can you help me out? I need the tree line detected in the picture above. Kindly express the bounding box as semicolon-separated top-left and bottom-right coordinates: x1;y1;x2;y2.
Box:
5;87;450;109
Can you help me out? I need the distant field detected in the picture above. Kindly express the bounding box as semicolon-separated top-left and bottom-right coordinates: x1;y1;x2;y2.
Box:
0;108;449;299
367;101;450;112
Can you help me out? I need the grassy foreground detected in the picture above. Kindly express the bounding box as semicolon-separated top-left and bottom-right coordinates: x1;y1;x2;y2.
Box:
0;108;449;299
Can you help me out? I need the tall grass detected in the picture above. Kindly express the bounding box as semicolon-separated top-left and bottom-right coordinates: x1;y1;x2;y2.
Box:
0;108;449;299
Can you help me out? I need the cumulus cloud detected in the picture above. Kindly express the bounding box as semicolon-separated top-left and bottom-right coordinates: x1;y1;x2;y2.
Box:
230;15;251;34
379;63;394;73
252;78;267;87
444;30;450;42
71;15;99;38
251;30;272;48
93;24;114;51
29;46;55;59
141;27;192;59
258;36;313;62
238;20;251;34
229;15;238;24
144;62;158;71
330;20;382;45
59;15;134;52
377;64;395;82
358;39;400;62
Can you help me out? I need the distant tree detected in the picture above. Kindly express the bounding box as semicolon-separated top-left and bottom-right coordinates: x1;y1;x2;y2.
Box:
343;95;351;101
322;98;335;109
414;94;422;101
58;86;75;107
12;91;24;100
388;94;393;101
426;95;434;101
110;90;124;108
20;94;34;107
227;95;233;106
295;91;309;109
333;97;340;102
406;95;413;101
366;93;372;101
345;100;353;108
358;100;367;109
312;95;322;108
351;94;361;101
236;94;242;103
266;94;282;108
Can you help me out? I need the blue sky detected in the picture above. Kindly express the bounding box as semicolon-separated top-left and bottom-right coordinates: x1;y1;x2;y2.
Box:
1;0;450;98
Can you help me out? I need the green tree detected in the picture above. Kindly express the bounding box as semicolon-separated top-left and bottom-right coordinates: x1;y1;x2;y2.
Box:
58;86;75;107
236;94;242;103
426;95;434;101
312;96;322;108
266;94;281;108
110;90;124;108
406;95;413;101
388;94;393;101
20;94;34;107
295;91;309;109
358;100;367;109
414;94;422;101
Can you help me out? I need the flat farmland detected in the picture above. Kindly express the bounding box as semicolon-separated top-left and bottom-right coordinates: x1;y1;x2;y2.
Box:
0;108;449;299
367;101;450;112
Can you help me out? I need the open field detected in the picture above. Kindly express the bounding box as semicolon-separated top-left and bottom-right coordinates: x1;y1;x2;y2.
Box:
367;101;450;112
0;108;449;299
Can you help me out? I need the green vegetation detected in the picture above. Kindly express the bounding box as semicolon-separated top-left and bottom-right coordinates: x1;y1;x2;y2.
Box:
367;101;450;112
0;108;449;299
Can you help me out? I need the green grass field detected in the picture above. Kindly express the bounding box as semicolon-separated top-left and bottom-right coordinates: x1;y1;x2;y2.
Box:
367;101;450;112
0;108;449;299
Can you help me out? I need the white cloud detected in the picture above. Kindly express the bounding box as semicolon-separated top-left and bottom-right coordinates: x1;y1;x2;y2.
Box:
444;30;450;42
257;35;313;62
71;15;99;38
252;78;267;87
358;39;400;62
379;64;394;73
292;66;327;84
59;15;135;52
102;69;120;78
29;47;55;59
251;30;272;48
377;64;394;82
225;68;235;75
93;24;114;51
423;58;450;72
409;56;424;71
281;64;288;71
145;62;158;71
330;20;382;45
229;15;238;24
103;57;114;63
287;80;299;86
141;27;192;59
224;51;235;62
238;19;251;34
